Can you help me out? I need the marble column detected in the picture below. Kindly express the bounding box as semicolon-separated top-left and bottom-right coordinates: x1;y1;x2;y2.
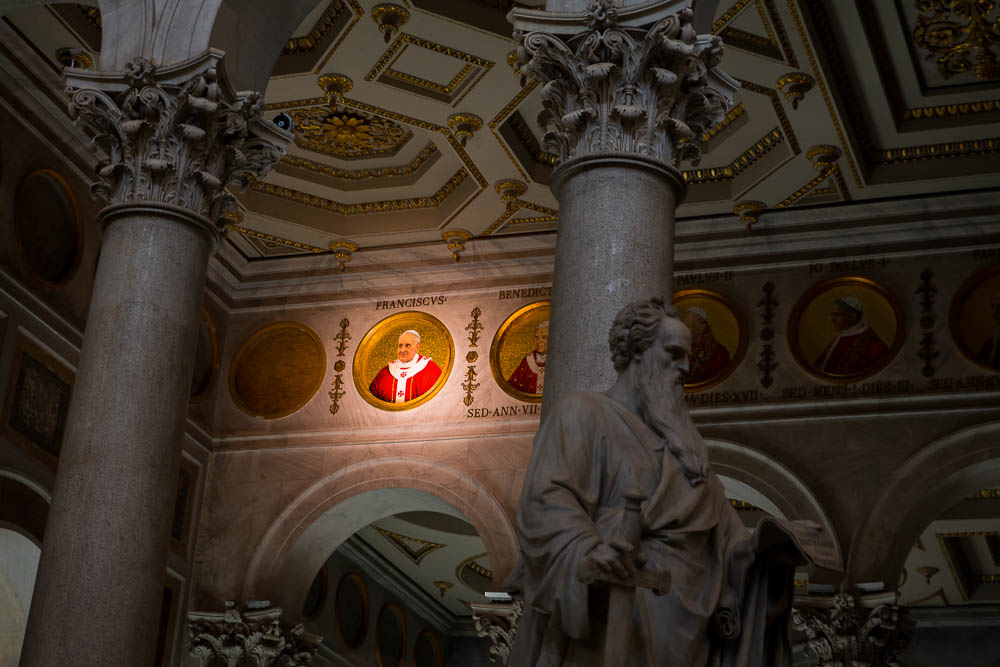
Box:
509;0;738;412
19;53;287;666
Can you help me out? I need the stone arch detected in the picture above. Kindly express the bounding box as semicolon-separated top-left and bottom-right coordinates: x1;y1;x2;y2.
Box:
707;438;843;564
244;456;519;618
846;420;1000;587
0;468;50;547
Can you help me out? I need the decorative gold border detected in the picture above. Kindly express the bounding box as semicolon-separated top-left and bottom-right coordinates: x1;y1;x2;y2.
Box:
673;289;749;393
774;165;839;208
14;169;84;288
228;321;328;419
787;276;905;384
352;311;454;412
284;1;348;54
249;168;468;215
682;128;784;185
455;551;493;591
189;306;219;403
226;224;327;254
280;142;438;181
303;564;329;621
315;0;365;72
489;301;550;404
736;79;800;155
412;629;443;667
948;263;1000;374
376;601;407;667
335;571;370;649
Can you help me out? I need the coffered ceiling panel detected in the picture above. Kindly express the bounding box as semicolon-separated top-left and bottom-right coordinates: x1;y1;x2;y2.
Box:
9;0;1000;259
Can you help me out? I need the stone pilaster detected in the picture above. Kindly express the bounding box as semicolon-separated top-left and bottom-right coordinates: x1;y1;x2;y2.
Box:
792;592;911;666
19;52;289;667
470;600;524;665
187;609;322;667
509;0;738;410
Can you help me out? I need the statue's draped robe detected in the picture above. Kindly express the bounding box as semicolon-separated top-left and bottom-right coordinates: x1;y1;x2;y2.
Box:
505;392;801;667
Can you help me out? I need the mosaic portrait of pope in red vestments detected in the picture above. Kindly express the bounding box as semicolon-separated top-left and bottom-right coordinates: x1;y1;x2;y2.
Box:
814;296;889;375
368;329;443;403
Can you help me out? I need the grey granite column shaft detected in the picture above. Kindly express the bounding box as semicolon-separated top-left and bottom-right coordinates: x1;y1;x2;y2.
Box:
509;0;738;414
542;154;685;413
19;204;214;666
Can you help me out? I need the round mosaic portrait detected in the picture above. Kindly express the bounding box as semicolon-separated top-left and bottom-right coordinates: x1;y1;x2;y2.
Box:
353;311;453;411
490;301;550;403
949;264;1000;373
14;169;82;285
673;289;747;392
788;276;904;383
229;322;327;418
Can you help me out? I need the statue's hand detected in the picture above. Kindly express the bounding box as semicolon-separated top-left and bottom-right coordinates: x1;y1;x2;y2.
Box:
580;542;630;583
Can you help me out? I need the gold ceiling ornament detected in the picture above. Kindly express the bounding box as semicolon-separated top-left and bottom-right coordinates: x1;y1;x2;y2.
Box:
371;3;409;43
289;106;410;159
443;229;473;261
682;127;784;185
733;200;767;231
494;179;528;210
433;580;454;598
448;113;483;146
912;0;1000;81
55;48;93;69
776;72;814;109
219;208;245;224
806;144;843;171
317;73;354;99
329;240;360;271
507;49;522;78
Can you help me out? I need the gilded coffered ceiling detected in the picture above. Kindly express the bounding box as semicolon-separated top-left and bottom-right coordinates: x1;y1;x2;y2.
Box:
9;0;1000;260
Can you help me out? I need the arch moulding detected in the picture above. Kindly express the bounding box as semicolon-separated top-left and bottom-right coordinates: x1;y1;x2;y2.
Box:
244;456;519;615
847;420;1000;587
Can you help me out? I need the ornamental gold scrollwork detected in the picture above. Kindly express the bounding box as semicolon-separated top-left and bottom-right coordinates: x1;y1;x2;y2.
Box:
463;307;484;406
329;318;352;415
911;0;1000;81
290;106;410;159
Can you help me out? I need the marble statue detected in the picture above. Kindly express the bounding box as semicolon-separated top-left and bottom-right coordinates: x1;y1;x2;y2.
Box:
505;297;835;666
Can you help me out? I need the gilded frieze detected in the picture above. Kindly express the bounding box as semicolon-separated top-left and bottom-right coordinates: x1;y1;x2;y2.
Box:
249;168;469;215
280;142;438;181
907;0;1000;83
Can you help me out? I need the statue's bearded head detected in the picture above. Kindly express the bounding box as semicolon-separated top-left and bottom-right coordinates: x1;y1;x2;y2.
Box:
609;297;709;486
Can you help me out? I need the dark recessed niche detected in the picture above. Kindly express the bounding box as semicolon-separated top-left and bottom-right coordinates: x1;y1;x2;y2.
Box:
335;572;369;650
14;170;81;285
414;629;442;667
376;602;406;667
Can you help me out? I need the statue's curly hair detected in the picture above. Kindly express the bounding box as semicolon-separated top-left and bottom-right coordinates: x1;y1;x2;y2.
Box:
608;296;678;371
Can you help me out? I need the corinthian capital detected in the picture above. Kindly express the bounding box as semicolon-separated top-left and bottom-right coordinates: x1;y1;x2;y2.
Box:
65;51;290;231
791;592;911;666
510;0;739;166
187;608;321;667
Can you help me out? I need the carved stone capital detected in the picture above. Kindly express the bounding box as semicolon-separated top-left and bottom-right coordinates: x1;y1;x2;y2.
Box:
470;600;523;665
792;592;911;667
187;608;321;667
510;0;739;167
65;50;290;237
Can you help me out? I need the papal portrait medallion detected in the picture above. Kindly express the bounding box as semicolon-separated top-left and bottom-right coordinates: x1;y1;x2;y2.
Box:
354;311;454;411
789;276;904;383
673;289;747;392
949;264;1000;373
490;301;550;403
